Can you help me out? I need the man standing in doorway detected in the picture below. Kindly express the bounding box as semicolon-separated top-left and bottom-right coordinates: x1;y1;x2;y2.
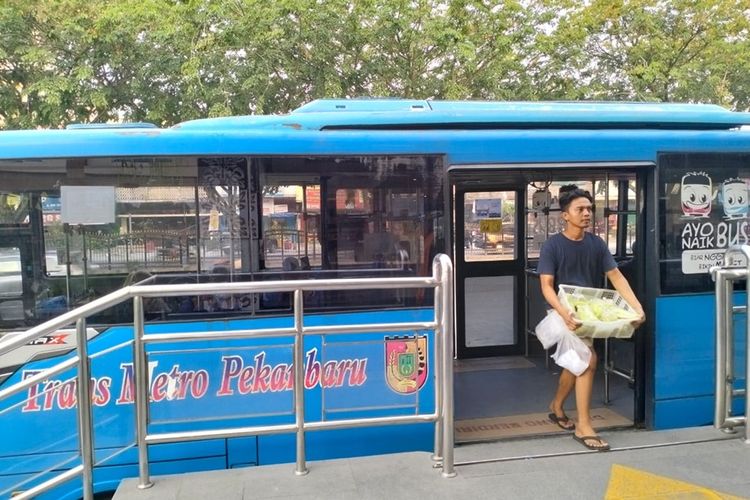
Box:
537;185;644;451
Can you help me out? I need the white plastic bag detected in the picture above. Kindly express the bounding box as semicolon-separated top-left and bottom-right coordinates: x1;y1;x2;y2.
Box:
551;331;592;376
534;310;570;349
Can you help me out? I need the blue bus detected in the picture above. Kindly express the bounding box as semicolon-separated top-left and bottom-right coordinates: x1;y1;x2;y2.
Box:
1;99;749;498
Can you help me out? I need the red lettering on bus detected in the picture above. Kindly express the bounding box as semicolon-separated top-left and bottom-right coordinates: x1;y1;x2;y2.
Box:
217;356;242;396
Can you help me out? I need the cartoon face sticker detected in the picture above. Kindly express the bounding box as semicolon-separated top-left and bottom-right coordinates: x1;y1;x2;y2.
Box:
681;172;712;217
720;178;749;219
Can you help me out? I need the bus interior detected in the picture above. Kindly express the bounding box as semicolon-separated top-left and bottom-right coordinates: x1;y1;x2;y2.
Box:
451;167;642;441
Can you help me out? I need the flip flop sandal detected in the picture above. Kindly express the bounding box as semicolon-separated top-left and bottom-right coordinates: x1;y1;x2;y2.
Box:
548;412;575;431
573;434;610;451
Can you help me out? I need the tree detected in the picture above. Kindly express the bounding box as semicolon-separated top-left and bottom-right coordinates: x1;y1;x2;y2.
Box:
0;0;218;128
559;0;750;104
3;0;750;130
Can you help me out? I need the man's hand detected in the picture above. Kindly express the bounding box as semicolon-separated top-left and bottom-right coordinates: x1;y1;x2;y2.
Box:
631;311;645;327
561;309;582;331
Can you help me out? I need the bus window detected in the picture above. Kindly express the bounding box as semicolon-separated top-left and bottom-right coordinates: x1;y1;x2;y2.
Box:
333;188;423;271
197;157;250;273
464;191;516;261
34;159;200;283
659;153;750;294
30;157;252;283
333;188;425;271
0;156;257;327
0;154;444;326
259;156;444;310
262;184;321;270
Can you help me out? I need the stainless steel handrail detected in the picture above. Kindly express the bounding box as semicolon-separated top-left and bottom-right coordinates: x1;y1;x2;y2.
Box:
0;254;456;498
711;245;750;444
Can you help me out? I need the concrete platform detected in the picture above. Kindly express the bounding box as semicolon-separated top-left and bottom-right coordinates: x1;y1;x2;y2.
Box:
114;426;750;500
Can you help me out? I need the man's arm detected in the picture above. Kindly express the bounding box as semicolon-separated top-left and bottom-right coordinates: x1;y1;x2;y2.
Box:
539;274;582;331
606;267;645;325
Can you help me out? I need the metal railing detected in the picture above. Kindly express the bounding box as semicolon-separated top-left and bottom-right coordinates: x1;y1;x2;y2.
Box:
711;245;749;444
0;254;456;499
603;337;635;405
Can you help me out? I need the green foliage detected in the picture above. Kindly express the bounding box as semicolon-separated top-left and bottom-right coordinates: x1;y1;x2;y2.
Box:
1;0;750;130
558;0;750;103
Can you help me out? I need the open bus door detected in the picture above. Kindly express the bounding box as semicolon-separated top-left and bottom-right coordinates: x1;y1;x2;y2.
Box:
451;168;644;442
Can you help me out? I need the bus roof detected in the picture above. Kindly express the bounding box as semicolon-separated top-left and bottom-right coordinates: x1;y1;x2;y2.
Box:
2;100;750;161
172;99;750;131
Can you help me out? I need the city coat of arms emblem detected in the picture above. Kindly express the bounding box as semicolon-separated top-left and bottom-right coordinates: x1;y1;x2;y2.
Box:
385;335;428;394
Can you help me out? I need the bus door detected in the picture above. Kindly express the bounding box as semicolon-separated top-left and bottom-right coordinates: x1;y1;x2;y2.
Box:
454;185;524;358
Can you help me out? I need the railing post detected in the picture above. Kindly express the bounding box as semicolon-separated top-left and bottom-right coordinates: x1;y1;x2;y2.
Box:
438;255;455;478
75;318;94;500
725;274;737;429
432;258;443;462
714;269;728;430
293;289;308;475
715;245;750;440
133;296;153;489
723;274;736;431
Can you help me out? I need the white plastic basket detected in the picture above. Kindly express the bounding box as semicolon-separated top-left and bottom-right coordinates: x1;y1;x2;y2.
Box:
557;284;637;339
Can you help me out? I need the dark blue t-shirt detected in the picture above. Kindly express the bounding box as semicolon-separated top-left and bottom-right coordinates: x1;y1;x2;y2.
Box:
537;232;617;291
